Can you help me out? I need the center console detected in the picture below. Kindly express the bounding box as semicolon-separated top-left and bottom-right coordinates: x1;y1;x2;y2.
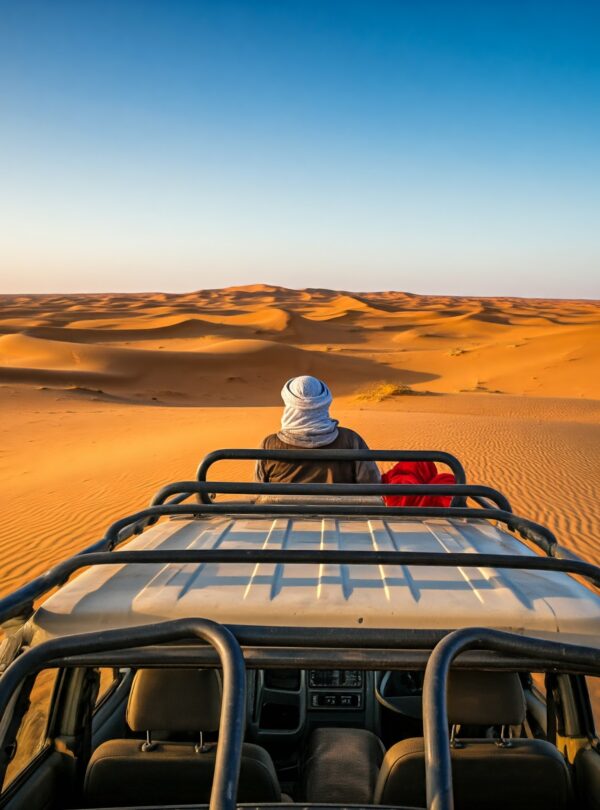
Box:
248;668;378;750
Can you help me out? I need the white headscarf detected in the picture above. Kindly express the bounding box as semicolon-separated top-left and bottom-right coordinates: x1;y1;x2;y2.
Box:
277;376;339;448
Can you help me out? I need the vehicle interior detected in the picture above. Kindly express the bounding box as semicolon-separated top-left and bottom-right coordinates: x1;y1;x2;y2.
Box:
1;659;599;810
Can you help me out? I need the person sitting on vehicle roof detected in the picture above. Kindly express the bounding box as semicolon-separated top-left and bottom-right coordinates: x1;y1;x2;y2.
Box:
254;375;380;484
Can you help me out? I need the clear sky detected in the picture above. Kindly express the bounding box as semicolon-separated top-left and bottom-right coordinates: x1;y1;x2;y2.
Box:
1;0;599;297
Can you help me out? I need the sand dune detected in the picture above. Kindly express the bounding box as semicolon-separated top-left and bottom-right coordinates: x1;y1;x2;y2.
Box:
0;329;397;404
28;319;218;342
1;286;597;401
1;285;598;401
200;306;292;331
0;286;598;598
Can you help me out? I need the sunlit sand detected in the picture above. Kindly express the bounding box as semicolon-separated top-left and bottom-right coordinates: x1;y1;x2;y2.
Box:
0;285;598;596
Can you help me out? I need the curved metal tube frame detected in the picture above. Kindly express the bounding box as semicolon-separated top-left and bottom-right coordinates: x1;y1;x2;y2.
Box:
0;619;246;810
151;480;512;513
196;449;467;492
105;501;554;552
422;627;600;810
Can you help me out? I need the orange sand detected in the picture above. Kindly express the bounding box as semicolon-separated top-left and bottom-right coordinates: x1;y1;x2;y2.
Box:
0;286;598;596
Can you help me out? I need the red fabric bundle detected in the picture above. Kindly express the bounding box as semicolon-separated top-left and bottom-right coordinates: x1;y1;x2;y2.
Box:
380;460;455;507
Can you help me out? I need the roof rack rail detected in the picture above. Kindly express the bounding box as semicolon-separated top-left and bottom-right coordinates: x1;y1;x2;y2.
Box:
195;448;468;503
150;480;512;512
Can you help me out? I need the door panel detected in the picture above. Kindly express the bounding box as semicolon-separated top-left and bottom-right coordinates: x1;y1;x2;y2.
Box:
1;751;70;810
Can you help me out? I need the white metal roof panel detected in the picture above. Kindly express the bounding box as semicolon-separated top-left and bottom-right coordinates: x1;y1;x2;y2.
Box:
28;516;600;647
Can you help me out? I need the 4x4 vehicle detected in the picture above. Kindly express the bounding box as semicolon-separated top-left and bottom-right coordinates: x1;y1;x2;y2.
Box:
0;448;599;810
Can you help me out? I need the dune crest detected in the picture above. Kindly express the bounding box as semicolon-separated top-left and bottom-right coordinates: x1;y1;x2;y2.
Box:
1;287;598;401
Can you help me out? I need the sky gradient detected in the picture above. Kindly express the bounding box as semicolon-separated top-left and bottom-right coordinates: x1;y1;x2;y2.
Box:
1;0;599;297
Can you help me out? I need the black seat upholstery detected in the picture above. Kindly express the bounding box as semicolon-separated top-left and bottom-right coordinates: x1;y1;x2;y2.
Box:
303;727;385;803
375;670;574;810
83;668;282;808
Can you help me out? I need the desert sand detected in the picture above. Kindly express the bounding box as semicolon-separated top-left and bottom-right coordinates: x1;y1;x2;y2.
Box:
0;285;599;597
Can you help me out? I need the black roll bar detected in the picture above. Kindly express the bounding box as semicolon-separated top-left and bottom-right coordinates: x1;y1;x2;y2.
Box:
49;644;600;676
196;449;467;501
423;628;600;810
0;619;246;810
2;620;599;810
1;544;599;629
150;480;512;513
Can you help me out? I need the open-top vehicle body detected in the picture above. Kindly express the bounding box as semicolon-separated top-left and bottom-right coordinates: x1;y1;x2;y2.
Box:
0;448;599;810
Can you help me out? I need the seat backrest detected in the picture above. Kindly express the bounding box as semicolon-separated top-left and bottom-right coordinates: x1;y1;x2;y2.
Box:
126;667;223;738
83;668;281;808
376;671;573;810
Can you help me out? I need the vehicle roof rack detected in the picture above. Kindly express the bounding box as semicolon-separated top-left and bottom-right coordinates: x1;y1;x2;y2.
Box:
2;447;598;628
1;506;598;630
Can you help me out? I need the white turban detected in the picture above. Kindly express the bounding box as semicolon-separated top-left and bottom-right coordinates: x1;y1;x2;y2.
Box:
277;376;339;448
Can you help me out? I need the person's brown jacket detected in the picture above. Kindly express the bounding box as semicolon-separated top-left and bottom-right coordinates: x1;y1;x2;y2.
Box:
254;428;380;484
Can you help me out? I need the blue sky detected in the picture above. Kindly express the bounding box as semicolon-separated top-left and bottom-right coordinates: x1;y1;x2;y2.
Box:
1;0;599;296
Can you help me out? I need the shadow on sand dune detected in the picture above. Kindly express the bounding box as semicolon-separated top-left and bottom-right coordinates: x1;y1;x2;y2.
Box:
0;332;439;407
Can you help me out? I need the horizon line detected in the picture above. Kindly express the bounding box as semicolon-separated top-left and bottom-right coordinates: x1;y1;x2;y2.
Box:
1;284;598;304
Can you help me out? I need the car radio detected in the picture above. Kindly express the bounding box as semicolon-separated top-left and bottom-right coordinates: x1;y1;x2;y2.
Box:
308;670;363;709
308;670;363;689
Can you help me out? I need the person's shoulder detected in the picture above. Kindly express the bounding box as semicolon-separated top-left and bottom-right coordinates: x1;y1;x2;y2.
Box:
260;433;281;449
337;427;370;449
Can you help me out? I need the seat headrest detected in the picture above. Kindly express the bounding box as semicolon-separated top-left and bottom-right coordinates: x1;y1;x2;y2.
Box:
127;669;222;733
447;671;525;726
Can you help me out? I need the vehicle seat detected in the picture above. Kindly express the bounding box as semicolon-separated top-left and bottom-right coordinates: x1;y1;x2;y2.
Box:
83;668;282;808
375;670;574;810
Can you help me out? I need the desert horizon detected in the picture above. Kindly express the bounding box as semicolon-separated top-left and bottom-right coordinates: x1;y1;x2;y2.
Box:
1;284;598;598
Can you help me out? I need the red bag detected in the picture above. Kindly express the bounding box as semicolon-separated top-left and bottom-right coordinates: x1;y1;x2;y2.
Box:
381;460;455;507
